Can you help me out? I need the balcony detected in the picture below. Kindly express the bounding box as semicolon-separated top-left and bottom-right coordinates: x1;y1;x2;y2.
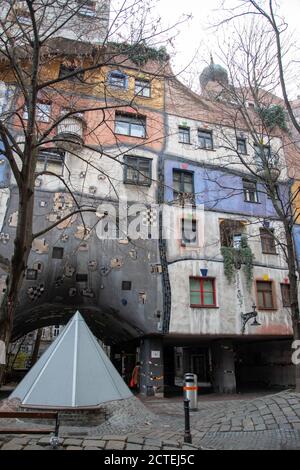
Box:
55;116;84;148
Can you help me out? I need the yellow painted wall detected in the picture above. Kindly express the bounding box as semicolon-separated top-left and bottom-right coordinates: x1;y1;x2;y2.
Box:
292;181;300;223
1;60;165;110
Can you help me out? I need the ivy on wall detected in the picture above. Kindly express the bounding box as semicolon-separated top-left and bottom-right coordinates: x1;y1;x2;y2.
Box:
259;105;288;131
109;42;169;66
221;236;254;290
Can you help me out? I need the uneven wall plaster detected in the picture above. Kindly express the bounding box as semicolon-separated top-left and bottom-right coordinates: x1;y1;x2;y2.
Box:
32;238;49;254
8;211;18;227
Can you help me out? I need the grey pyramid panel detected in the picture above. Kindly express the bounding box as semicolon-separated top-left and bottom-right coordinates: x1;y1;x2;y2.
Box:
10;320;74;405
10;312;132;408
74;318;132;406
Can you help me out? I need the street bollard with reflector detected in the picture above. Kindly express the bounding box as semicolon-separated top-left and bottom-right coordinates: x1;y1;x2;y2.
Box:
183;373;198;411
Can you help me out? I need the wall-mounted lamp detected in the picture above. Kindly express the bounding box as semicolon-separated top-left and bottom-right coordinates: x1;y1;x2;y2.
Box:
241;304;261;334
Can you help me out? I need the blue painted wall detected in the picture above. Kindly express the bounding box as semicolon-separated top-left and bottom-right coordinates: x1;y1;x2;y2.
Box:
0;140;10;188
293;225;300;266
164;160;289;218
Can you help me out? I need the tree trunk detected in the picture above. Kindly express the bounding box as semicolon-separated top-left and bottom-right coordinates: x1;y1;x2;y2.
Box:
0;178;35;385
30;329;42;367
284;222;300;392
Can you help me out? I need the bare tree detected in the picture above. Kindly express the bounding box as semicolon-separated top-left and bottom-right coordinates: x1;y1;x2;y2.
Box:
0;0;188;383
204;1;300;390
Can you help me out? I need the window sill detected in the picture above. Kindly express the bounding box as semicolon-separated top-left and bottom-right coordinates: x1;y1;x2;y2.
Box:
179;141;192;145
124;180;151;187
257;307;277;311
115;132;146;139
190;305;219;309
262;251;278;255
108;84;128;91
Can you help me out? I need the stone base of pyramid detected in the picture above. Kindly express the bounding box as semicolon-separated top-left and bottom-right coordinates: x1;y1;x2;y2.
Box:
20;405;106;427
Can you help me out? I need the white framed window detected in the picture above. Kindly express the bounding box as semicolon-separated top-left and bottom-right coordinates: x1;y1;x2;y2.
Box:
135;79;151;97
76;0;96;17
24;102;51;122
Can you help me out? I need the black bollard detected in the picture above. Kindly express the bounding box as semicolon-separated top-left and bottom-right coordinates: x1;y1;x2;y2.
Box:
184;398;192;444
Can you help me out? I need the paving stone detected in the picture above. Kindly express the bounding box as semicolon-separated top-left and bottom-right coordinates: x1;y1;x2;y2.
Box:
84;447;101;451
66;446;82;450
82;439;105;447
143;445;161;450
1;443;23;450
127;437;145;445
292;423;300;430
143;438;162;447
126;443;143;450
9;437;30;446
101;435;127;442
219;426;231;432
162;440;179;447
63;438;83;447
105;441;125;450
23;445;44;450
254;425;266;431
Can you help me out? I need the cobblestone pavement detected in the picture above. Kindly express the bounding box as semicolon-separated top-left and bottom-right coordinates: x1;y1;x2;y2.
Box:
1;390;300;450
132;390;300;449
0;434;197;451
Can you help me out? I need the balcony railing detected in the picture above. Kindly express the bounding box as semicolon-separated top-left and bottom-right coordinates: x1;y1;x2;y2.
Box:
56;116;84;147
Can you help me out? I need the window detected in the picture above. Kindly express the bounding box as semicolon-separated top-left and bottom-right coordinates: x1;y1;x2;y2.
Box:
26;269;38;280
182;219;197;245
178;127;190;144
59;64;84;82
115;113;146;138
0;82;14;115
135;79;151;97
124;156;151;186
256;281;275;309
76;0;96;16
260;228;276;254
15;8;31;25
281;283;291;307
108;71;127;89
198;129;213;149
53;325;60;337
24;102;51;122
237;138;247;154
173;170;194;201
190;277;216;307
36;149;65;175
243;179;258;203
122;281;132;291
254;143;271;167
219;219;245;247
52;247;64;259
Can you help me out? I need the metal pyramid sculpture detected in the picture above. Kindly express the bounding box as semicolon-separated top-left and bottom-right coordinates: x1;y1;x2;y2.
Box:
10;312;132;408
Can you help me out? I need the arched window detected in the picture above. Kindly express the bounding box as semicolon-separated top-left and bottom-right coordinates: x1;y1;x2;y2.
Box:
108;70;128;89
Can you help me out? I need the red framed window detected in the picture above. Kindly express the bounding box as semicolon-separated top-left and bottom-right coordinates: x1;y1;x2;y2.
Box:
189;277;216;307
256;280;275;309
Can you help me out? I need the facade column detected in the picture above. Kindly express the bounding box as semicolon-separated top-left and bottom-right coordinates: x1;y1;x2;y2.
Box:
211;340;236;393
139;336;164;396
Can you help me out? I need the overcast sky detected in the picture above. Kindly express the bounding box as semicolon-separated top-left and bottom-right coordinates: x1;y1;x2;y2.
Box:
155;0;300;97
